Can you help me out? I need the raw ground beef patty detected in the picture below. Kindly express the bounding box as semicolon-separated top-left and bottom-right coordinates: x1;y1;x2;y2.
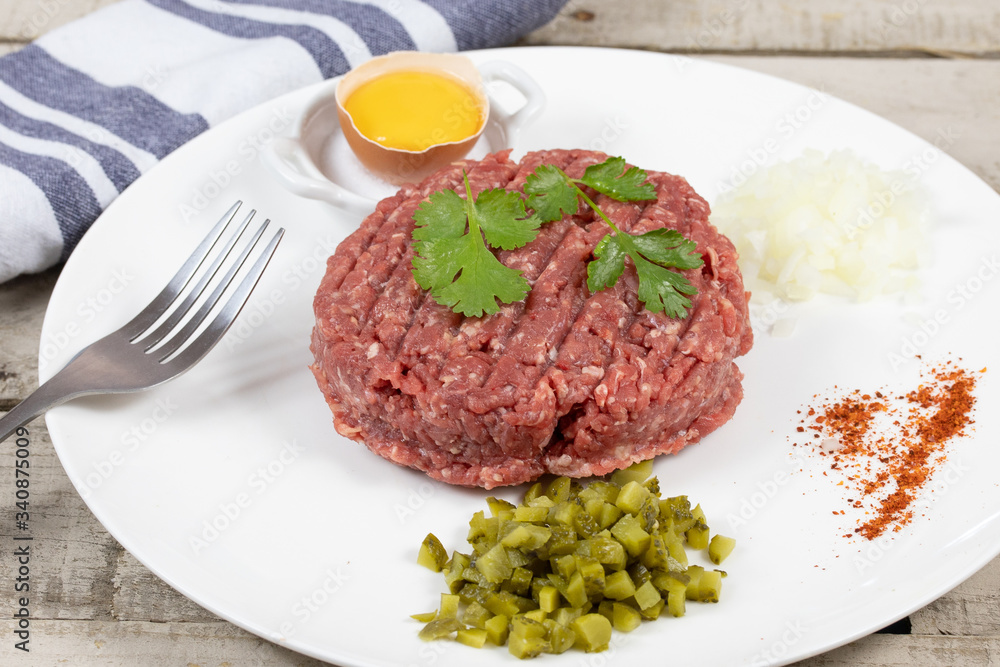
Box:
310;149;753;489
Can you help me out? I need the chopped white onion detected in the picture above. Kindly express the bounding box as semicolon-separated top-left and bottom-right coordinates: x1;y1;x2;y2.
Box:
712;149;930;302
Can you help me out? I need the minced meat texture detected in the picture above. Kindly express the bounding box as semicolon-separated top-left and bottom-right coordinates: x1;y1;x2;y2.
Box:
310;149;753;489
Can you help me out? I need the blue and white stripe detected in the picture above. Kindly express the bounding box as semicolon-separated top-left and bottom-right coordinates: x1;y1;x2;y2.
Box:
0;0;566;283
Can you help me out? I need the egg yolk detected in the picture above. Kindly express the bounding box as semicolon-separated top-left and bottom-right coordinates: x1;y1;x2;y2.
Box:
344;70;484;152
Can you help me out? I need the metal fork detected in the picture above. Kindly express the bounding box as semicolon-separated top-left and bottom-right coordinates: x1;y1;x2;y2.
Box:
0;201;284;443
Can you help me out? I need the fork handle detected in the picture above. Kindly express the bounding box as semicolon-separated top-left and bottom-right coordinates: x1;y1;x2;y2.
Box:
0;369;83;442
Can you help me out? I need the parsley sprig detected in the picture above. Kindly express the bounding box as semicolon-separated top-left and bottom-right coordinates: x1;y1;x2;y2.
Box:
526;157;703;318
412;172;537;317
410;157;703;319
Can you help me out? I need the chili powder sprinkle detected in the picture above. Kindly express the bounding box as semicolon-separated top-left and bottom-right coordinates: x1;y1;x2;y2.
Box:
794;359;982;541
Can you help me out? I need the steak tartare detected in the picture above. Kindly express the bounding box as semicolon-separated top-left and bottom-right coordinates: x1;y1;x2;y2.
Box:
310;149;753;489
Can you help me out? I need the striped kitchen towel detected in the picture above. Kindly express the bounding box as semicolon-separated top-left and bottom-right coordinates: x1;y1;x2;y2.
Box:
0;0;567;284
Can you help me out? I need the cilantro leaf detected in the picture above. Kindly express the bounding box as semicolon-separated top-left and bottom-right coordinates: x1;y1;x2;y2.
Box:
587;234;626;292
525;164;579;222
474;188;536;250
409;157;703;320
570;157;702;319
633;256;698;319
580;156;657;201
411;173;533;317
585;228;702;319
429;235;529;317
412;189;466;242
630;228;703;270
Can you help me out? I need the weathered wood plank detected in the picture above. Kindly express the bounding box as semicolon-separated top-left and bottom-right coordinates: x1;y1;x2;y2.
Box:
0;619;998;665
0;39;998;665
0;0;998;56
795;634;1000;665
524;0;1000;56
0;421;119;620
704;56;1000;192
0;620;333;665
0;269;57;409
910;557;1000;636
112;549;221;623
0;0;120;43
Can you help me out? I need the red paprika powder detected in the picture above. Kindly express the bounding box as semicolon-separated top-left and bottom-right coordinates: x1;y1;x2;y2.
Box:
794;359;981;540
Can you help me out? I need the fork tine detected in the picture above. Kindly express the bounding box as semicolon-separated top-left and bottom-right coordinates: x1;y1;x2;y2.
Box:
134;207;256;349
153;218;271;361
121;201;244;340
164;226;285;371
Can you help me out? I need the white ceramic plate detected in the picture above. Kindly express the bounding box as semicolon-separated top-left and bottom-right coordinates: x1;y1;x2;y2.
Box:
42;47;1000;666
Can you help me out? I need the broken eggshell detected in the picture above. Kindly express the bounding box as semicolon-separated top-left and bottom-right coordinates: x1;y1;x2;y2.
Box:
335;52;489;185
263;53;545;216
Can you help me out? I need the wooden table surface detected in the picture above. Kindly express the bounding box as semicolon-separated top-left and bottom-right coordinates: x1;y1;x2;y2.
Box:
1;1;998;665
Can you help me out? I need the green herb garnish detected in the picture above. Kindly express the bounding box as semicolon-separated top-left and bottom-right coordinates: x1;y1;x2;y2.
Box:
411;157;703;319
526;157;703;318
412;172;537;317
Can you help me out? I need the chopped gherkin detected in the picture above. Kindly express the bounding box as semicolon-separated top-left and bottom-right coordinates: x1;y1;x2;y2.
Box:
417;533;448;572
415;462;733;657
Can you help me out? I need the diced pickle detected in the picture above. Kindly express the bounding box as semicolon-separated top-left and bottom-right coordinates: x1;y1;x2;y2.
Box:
588;481;619;503
691;503;707;525
550;500;580;526
638;597;665;621
598;502;623;530
585;536;627;570
502;524;552;551
546;476;573;503
686;521;710;550
439;593;460;619
709;534;737;565
552;605;585;627
553;554;577;580
419;618;460;641
570;613;613;652
485;614;509;645
527;495;555;509
415;466;734;658
684;565;704;602
523;609;547;623
693;569;723;603
475;543;513;584
418;533;448;572
610;514;650;557
539;585;560;613
458;583;491;607
562;571;588;608
503;567;534;597
615;481;651;515
573;509;601;539
508;616;547;659
459;600;492;629
633;580;661;610
597;599;614;622
410;610;437;623
543;619;576;654
523;481;544;504
539;524;577;559
612;602;643;632
575;556;606;598
604;570;636;601
514;505;549;523
484;590;536;617
641;533;670;570
457;627;488;648
609;460;653;486
487;496;516;518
